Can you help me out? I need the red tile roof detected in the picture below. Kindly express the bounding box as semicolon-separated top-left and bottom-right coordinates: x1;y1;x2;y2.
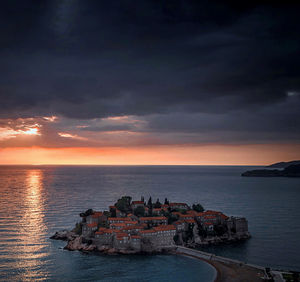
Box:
197;211;222;217
132;201;144;205
126;221;138;225
131;235;141;239
184;219;196;224
116;233;129;239
205;210;222;215
140;229;157;234
87;222;97;228
92;211;103;218
204;222;214;226
153;225;176;231
108;217;131;221
220;214;229;220
140;216;167;221
204;215;217;219
104;229;121;234
186;210;197;216
95;231;104;235
122;225;145;231
179;214;194;218
173;221;184;226
110;223;126;227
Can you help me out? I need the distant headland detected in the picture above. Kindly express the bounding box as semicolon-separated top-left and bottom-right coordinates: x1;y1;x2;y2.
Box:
265;160;300;168
242;162;300;177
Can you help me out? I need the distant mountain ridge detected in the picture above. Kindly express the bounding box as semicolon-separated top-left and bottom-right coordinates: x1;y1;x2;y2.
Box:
242;163;300;177
266;160;300;168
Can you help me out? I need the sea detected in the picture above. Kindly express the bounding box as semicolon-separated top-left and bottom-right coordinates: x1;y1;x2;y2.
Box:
0;165;299;281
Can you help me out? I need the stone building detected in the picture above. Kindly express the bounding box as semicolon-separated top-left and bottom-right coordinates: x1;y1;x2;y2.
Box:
153;225;176;246
139;216;167;226
82;222;98;237
110;223;126;230
94;228;118;245
108;217;132;225
130;235;141;251
131;200;145;210
152;208;163;215
122;225;146;235
179;214;194;221
114;232;130;249
140;229;157;242
173;220;185;232
226;216;248;236
86;211;107;225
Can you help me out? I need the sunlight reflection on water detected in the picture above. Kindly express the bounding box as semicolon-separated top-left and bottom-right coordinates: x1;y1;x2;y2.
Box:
14;170;49;281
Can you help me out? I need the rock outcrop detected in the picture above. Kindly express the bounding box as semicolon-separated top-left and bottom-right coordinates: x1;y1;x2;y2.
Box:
50;230;77;241
64;235;97;251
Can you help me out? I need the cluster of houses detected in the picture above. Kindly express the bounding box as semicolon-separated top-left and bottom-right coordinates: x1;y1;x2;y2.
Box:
80;198;249;252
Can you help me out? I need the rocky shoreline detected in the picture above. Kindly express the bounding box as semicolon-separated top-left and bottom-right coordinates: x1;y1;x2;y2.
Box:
51;229;250;255
51;230;176;255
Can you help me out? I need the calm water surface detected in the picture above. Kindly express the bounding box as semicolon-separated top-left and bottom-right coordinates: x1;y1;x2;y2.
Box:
0;165;299;281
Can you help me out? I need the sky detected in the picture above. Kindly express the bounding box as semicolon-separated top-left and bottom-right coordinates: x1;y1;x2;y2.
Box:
0;1;299;165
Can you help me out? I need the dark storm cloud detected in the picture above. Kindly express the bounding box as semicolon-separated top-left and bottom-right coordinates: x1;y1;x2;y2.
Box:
0;1;299;144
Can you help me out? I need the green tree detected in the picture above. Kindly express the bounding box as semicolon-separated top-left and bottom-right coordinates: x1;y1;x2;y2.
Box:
147;196;152;208
214;225;227;236
110;208;116;217
115;196;132;212
192;203;204;212
198;227;207;238
167;214;178;224
134;206;145;217
164;198;169;205
173;234;179;244
80;209;94;217
73;222;82;235
153;198;161;208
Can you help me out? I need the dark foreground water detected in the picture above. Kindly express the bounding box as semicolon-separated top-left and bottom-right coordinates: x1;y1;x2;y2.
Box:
0;165;299;281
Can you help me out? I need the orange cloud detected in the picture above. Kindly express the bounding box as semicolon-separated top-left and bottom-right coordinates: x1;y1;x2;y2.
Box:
43;116;58;122
58;132;87;140
0;144;299;165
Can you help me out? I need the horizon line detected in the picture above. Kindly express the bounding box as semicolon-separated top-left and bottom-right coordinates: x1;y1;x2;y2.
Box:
0;163;265;166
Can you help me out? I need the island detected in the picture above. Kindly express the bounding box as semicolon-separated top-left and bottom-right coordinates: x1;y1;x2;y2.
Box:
242;164;300;177
51;196;250;254
51;196;300;281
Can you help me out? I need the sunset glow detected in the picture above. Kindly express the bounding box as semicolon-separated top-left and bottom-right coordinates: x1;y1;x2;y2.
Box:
0;125;41;141
0;2;299;165
22;127;40;135
0;144;299;165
